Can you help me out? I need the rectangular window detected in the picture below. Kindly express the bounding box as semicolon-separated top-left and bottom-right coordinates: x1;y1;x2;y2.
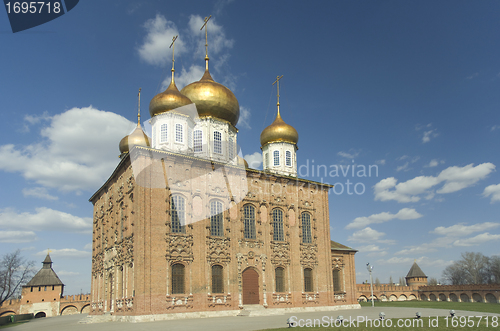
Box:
275;267;285;292
171;195;186;233
214;131;222;154
286;151;292;166
304;268;313;292
333;269;343;293
210;201;223;236
212;265;224;294
272;209;284;241
273;150;280;166
161;124;168;143
175;123;183;143
228;137;234;160
243;205;256;239
194;130;202;152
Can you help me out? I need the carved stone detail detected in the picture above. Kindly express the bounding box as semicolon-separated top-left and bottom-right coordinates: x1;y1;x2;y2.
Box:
166;234;194;263
300;243;318;268
270;242;290;266
331;256;344;270
206;237;231;264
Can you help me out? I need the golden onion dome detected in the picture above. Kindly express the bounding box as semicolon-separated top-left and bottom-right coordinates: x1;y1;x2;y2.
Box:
180;65;239;127
149;76;193;117
237;156;249;168
119;124;150;154
260;109;298;147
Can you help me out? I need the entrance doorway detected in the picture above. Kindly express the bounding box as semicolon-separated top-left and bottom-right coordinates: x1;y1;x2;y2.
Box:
242;268;259;304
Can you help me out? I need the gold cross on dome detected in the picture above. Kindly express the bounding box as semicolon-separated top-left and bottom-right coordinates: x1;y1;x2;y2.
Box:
272;75;283;107
200;15;212;58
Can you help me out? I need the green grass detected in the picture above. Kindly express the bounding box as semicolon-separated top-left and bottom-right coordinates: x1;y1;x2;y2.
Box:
261;316;499;330
359;300;500;314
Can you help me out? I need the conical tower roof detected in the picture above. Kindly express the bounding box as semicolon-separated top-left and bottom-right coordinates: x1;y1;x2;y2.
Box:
25;253;64;287
406;261;427;278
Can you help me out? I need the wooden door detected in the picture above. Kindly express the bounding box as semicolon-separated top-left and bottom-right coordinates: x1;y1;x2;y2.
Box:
242;268;259;304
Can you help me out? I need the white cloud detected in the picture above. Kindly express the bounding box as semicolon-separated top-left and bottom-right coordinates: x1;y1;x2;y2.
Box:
491;125;500;131
36;248;90;259
22;187;58;200
356;245;383;252
428;159;439;167
466;72;479;80
453;232;500;246
396;246;437;255
374;163;496;203
416;123;438;143
346;208;423;229
348;227;395;244
483;183;500;203
0;207;92;234
0;106;134;192
396;162;409;172
375;159;386;165
396;221;500;255
0;231;37;243
238;106;251;129
338;149;360;159
244;152;262;169
137;14;185;66
83;243;92;250
57;270;80;276
422;129;438;143
431;222;500;237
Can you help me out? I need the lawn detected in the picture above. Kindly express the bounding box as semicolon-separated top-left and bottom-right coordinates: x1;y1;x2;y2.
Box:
261;316;499;330
359;300;500;314
258;301;499;330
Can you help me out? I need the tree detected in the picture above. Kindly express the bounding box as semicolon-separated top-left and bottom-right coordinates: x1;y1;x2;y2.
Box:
389;276;393;285
0;250;34;307
488;256;500;284
399;277;405;286
375;277;380;285
428;277;438;286
442;252;490;285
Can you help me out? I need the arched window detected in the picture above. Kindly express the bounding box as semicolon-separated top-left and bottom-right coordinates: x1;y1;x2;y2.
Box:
161;124;168;143
304;268;313;292
243;204;256;239
286;151;292;166
272;209;284;241
275;267;285;293
172;264;185;294
212;265;223;293
171;195;185;233
214;131;222;154
301;213;312;244
210;200;223;237
333;269;342;293
229;136;235;160
175;123;183;143
194;130;203;152
273;150;280;166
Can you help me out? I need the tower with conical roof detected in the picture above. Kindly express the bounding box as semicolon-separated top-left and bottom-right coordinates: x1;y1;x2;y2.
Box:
20;253;64;317
260;76;299;177
405;261;428;287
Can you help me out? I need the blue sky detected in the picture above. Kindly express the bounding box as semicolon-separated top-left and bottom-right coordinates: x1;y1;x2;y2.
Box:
1;0;499;294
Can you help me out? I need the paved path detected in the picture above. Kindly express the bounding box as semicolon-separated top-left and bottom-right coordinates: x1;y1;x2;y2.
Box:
12;307;500;331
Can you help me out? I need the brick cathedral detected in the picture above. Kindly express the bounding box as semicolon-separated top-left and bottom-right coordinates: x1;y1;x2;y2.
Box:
88;18;358;321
